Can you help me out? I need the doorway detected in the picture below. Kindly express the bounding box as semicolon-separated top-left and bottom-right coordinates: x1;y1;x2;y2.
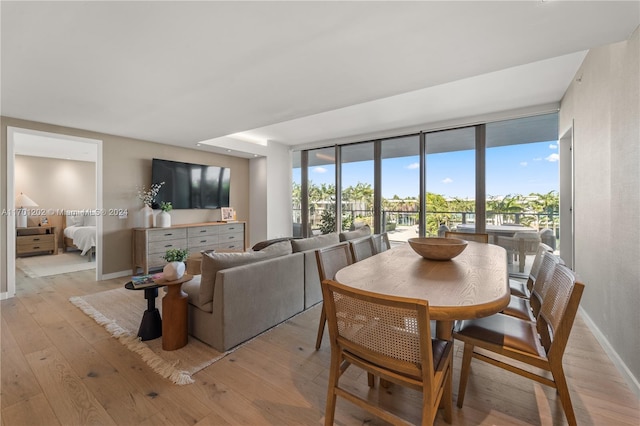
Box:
6;127;103;298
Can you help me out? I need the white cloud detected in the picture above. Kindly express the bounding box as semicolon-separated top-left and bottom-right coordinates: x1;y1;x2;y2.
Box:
406;162;419;170
549;143;558;149
442;177;453;184
546;153;560;162
520;161;528;167
313;166;327;173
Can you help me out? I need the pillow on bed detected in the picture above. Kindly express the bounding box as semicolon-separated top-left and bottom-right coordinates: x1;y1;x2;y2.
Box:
83;214;97;226
66;213;84;227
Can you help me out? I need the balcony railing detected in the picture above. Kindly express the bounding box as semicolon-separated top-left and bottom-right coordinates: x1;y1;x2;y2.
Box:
293;208;559;238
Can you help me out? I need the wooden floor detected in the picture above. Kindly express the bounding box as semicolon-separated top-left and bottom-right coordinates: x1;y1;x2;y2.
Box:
2;269;639;425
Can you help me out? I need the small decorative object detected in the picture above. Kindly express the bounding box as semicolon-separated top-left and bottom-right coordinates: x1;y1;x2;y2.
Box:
156;201;172;228
407;237;468;261
162;248;189;281
137;182;164;228
221;207;235;222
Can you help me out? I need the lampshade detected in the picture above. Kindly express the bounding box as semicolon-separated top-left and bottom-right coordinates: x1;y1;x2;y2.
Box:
15;192;38;208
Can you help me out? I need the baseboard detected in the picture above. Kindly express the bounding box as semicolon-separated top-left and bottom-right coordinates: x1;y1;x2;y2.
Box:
579;306;640;398
100;269;132;281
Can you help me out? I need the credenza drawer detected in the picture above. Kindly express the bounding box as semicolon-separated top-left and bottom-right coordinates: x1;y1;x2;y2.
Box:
148;228;187;242
219;223;243;234
216;240;244;251
187;226;219;237
148;239;187;254
188;235;219;249
218;231;243;244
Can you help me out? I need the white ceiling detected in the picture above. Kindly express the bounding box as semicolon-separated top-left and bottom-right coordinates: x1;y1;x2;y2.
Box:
2;1;639;159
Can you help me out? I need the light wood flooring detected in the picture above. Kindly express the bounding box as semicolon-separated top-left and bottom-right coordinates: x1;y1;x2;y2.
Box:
2;268;639;425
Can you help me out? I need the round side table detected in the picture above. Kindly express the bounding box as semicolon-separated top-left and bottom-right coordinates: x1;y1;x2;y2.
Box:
124;281;162;341
154;274;193;351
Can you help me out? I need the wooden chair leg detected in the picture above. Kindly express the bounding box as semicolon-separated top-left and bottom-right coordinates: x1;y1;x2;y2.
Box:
324;351;341;426
551;362;577;426
443;362;453;423
457;342;474;408
315;304;326;350
367;373;375;388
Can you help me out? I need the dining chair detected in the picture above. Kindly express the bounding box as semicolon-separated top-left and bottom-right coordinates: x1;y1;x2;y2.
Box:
454;263;585;426
314;243;354;350
349;236;376;262
502;250;561;321
497;231;542;273
321;279;453;425
445;231;489;243
505;242;553;299
371;232;391;254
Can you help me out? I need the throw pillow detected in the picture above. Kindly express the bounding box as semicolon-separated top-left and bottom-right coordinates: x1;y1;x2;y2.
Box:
252;237;292;251
339;224;371;241
291;232;340;253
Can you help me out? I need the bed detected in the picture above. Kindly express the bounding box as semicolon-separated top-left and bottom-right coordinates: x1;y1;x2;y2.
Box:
63;212;96;261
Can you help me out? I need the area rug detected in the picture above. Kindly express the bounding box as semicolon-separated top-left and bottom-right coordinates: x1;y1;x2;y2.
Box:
17;251;95;278
69;287;229;385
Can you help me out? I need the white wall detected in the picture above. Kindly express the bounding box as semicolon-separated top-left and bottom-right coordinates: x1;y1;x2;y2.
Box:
559;26;640;394
248;140;293;247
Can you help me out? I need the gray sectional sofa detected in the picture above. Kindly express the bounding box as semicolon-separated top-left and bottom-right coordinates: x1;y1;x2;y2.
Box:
181;232;346;352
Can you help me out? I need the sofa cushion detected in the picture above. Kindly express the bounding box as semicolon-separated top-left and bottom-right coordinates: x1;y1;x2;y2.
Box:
291;232;340;253
197;242;292;308
339;224;371;241
259;240;293;256
252;237;293;251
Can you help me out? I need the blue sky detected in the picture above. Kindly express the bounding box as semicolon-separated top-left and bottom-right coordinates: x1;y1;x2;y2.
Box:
295;141;559;199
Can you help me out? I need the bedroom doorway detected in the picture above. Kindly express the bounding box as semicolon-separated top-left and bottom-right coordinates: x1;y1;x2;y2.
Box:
7;127;103;298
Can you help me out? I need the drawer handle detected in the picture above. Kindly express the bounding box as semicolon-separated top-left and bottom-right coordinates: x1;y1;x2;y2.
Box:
164;244;173;248
200;230;207;233
164;233;173;236
34;246;40;249
200;240;207;243
33;238;40;241
228;227;235;230
228;236;235;239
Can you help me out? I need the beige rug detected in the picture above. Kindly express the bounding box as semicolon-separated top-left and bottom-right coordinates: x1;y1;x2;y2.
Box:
17;251;95;278
69;287;229;385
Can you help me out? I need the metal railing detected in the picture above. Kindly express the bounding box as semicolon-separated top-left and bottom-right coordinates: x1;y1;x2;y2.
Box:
293;208;559;237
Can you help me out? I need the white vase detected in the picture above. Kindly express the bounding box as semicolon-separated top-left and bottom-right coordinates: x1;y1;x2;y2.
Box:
156;211;171;228
141;205;154;228
163;261;185;281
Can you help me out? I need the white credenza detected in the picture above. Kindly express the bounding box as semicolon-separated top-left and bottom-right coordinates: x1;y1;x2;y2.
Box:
132;222;245;274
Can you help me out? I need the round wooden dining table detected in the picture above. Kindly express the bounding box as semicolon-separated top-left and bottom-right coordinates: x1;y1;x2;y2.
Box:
334;241;510;340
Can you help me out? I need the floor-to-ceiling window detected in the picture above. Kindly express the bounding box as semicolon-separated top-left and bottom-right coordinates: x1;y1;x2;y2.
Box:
381;135;420;244
341;142;374;232
485;114;559;239
307;147;336;234
293;112;559;270
425;127;476;235
292;150;303;236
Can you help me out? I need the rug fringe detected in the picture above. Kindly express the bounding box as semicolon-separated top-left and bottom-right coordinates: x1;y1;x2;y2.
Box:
69;296;195;385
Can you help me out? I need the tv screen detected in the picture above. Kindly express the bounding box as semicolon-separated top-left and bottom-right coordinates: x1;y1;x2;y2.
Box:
151;158;230;209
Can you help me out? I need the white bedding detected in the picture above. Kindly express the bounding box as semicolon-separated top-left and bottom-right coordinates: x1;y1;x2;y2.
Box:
64;225;96;256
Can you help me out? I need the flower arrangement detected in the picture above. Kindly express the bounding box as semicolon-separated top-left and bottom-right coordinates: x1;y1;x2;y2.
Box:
162;248;189;263
160;201;173;212
137;182;164;207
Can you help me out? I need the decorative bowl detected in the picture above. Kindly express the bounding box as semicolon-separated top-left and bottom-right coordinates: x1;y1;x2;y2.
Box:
407;237;468;260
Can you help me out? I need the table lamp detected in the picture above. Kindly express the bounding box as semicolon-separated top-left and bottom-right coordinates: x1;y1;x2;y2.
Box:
15;192;38;228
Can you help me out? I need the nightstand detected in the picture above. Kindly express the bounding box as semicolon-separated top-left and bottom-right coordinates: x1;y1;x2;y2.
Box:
16;226;58;257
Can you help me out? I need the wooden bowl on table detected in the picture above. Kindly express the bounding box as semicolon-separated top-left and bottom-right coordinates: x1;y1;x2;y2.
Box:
408;237;468;260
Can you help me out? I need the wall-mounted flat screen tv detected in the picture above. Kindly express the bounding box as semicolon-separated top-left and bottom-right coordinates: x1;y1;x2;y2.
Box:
151;158;230;209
